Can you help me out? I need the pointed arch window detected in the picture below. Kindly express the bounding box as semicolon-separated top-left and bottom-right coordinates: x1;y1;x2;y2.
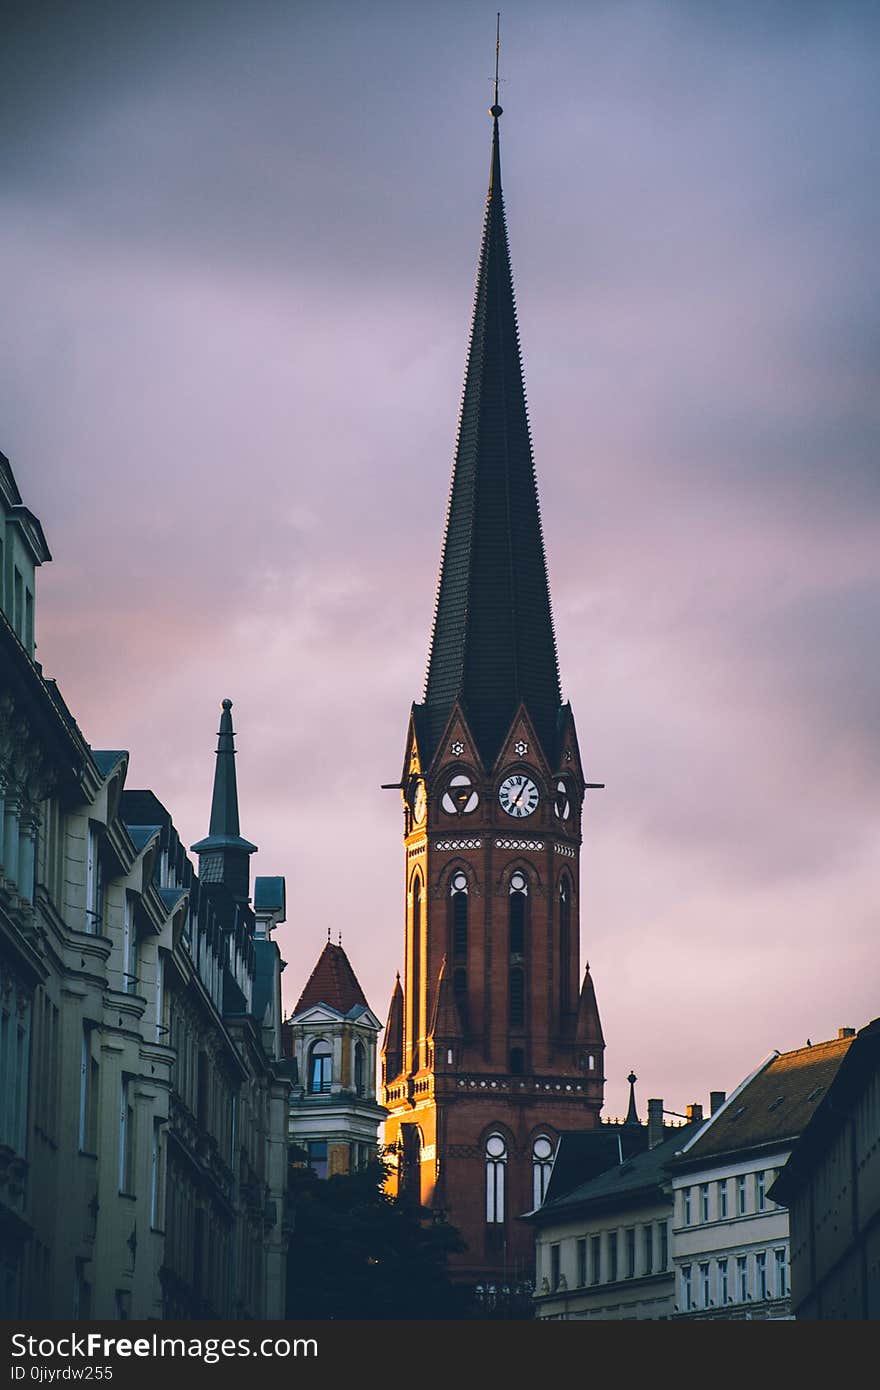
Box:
354;1041;366;1097
509;967;525;1029
509;871;527;957
451;871;468;958
410;874;422;1070
559;876;571;1015
453;967;468;1029
485;1133;507;1223
533;1135;555;1208
309;1039;332;1094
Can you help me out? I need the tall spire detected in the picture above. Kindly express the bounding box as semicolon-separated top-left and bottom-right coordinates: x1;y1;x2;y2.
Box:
191;698;257;900
421;26;561;767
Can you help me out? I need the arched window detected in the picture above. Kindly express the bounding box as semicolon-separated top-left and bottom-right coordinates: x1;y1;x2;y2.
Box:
451;871;468;958
533;1135;555;1208
453;967;468;1029
509;871;527;957
309;1039;332;1094
400;1124;422;1203
509;967;525;1029
510;1047;524;1075
354;1041;366;1097
559;877;571;1016
410;875;422;1070
485;1133;507;1223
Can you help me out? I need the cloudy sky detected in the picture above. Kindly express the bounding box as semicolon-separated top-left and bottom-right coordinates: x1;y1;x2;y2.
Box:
3;0;878;1120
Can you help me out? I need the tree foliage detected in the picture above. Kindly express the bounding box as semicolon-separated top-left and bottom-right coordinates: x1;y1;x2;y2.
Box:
285;1151;470;1319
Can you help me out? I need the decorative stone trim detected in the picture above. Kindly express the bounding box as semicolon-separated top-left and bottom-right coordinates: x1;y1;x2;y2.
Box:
553;843;576;858
494;838;542;851
435;838;482;851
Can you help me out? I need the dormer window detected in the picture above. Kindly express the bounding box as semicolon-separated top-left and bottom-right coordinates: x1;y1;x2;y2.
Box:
309;1040;332;1094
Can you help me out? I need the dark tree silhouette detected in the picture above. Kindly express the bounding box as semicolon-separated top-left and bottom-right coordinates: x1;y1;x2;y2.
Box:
285;1150;469;1320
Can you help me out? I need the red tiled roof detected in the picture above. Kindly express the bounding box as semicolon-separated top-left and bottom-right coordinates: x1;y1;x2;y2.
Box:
294;942;369;1015
685;1035;856;1161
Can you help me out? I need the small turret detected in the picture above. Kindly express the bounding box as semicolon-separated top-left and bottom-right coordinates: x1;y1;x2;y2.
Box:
191;699;257;901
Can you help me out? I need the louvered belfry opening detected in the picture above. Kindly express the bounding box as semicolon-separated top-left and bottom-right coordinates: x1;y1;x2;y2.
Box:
421;115;561;770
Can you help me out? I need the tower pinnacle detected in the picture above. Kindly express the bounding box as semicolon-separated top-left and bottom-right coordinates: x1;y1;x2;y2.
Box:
191;698;257;900
420;53;561;768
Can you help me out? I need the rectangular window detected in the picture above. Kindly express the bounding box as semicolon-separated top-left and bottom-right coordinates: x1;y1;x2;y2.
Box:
737;1255;748;1302
681;1264;693;1312
700;1262;710;1308
590;1234;601;1285
718;1178;728;1219
608;1231;618;1283
123;895;138;994
78;1026;98;1152
550;1243;560;1292
700;1183;710;1222
718;1257;729;1305
755;1251;767;1300
119;1076;135;1193
774;1248;787;1298
576;1238;587;1288
683;1186;692;1225
626;1227;635;1278
150;1119;163;1229
307;1140;328;1180
756;1170;766;1211
25;589;33;653
86;827;104;934
659;1221;669;1271
737;1174;746;1215
643;1223;653;1276
13;567;23;638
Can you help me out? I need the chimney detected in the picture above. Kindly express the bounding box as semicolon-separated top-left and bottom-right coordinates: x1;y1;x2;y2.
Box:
647;1098;664;1150
710;1091;726;1115
686;1103;704;1124
838;1027;855;1039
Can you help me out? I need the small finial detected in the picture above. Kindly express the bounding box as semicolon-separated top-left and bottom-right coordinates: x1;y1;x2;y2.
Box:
327;926;331;942
490;12;503;119
338;931;342;946
627;1070;637;1086
222;698;233;711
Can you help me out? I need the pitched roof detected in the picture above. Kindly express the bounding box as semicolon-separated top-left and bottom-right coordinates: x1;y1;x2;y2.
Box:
535;1122;701;1220
419;107;561;769
294;941;369;1015
771;1020;880;1208
681;1035;856;1164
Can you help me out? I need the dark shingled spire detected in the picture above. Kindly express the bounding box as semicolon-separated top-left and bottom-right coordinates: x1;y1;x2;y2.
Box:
419;92;561;768
191;699;256;901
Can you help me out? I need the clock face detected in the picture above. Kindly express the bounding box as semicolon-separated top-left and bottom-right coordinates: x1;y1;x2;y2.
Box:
412;781;427;824
441;773;479;815
554;778;571;820
499;773;539;818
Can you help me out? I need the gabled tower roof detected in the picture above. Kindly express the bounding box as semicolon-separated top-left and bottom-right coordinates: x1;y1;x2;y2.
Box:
294;940;369;1016
419;96;561;769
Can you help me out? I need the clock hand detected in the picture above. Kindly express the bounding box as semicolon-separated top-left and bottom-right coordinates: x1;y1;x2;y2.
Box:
512;782;528;808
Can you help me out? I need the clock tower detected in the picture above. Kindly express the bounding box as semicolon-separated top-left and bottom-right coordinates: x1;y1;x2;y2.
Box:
381;76;606;1290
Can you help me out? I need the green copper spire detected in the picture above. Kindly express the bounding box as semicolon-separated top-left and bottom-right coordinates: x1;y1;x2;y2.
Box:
420;38;562;768
191;698;257;900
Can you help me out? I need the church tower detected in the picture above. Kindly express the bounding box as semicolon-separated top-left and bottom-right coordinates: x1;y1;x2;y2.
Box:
381;51;606;1289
